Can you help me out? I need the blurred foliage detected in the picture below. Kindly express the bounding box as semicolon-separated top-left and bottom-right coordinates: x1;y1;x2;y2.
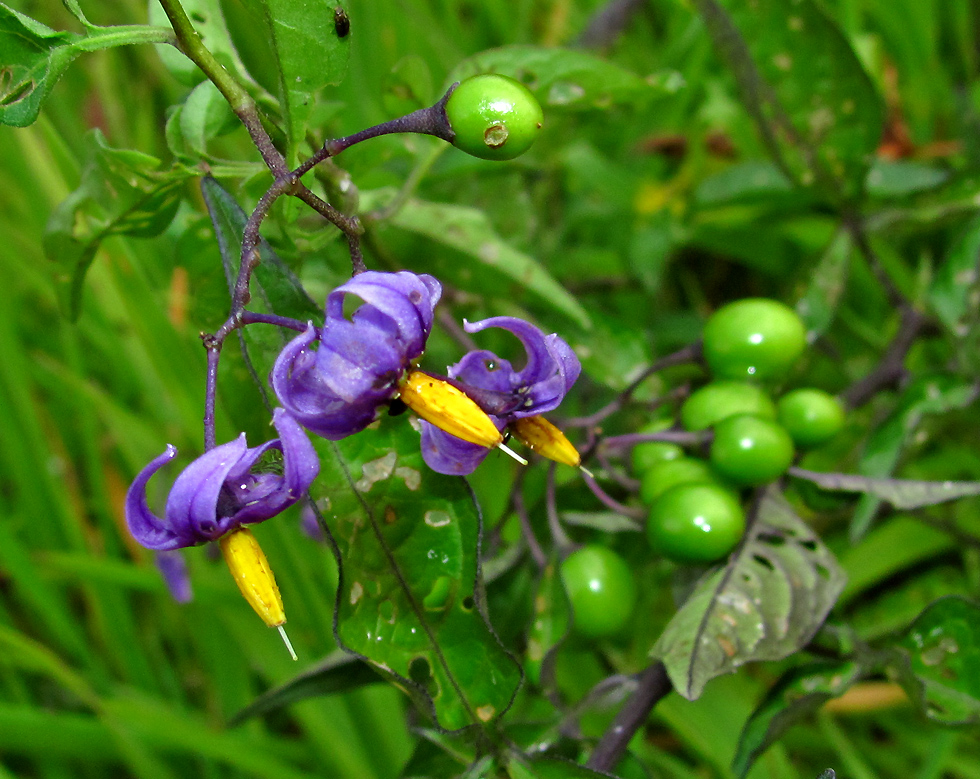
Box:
3;0;980;777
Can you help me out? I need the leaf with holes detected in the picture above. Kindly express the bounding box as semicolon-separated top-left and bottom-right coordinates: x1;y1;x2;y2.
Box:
693;0;883;203
652;489;846;700
892;596;980;725
0;5;174;127
318;416;522;731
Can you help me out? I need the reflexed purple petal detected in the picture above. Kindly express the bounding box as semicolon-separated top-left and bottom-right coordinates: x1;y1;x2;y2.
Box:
420;421;495;475
274;272;440;441
166;435;248;542
234;409;320;525
155;550;193;603
450;350;521;393
463;316;555;386
327;271;441;355
456;316;581;419
126;445;185;551
299;497;325;542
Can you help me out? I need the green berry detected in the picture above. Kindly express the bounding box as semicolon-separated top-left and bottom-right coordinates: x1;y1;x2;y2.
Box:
639;457;720;505
647;483;745;563
710;413;795;486
702;298;807;381
560;546;637;639
681;380;777;431
777;388;846;448
445;74;543;160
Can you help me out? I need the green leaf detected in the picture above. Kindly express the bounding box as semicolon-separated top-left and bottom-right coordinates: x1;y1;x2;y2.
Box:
836;516;955;610
788;467;980;510
448;45;673;110
733;661;864;778
865;160;949;198
148;0;252;87
319;416;523;731
200;175;320;323
524;559;571;687
0;5;173;127
42;130;188;319
693;0;884;203
929;213;980;335
894;596;980;725
244;0;351;163
386;196;591;329
795;229;852;342
509;754;614;778
694;161;796;208
560;511;643;534
652;489;846;700
0;5;80;127
849;376;979;540
229;651;383;726
179;80;239;155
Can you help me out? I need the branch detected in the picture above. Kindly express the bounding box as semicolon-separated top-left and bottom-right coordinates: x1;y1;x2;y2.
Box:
586;662;672;772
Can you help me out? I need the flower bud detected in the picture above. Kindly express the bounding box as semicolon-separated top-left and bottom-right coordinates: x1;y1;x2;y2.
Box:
399;370;504;449
511;416;581;467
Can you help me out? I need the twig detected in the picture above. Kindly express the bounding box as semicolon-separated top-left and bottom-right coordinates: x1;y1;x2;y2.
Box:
840;305;926;409
586;662;672;772
512;476;548;569
564;343;701;429
546;464;575;554
581;472;645;521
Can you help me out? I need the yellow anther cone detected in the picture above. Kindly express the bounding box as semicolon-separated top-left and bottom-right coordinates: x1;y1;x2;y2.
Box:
399;370;504;449
511;416;581;467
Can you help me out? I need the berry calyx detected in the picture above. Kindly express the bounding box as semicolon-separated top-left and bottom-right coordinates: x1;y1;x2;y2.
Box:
445;74;543;161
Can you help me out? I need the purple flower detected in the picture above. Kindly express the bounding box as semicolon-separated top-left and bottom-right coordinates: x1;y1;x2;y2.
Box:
155;550;193;603
421;316;580;474
271;271;442;439
126;408;320;551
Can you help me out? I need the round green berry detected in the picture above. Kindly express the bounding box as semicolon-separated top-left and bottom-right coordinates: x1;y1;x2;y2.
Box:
632;420;684;472
777;388;846;448
702;298;807;381
647;483;745;563
559;546;637;639
681;380;777;431
445;74;543;161
639;456;720;505
710;413;795;486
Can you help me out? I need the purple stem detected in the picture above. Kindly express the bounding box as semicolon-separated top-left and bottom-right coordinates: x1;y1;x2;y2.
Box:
601;430;709;450
586;662;672;771
564;343;701;428
581;472;645;522
240;311;308;331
